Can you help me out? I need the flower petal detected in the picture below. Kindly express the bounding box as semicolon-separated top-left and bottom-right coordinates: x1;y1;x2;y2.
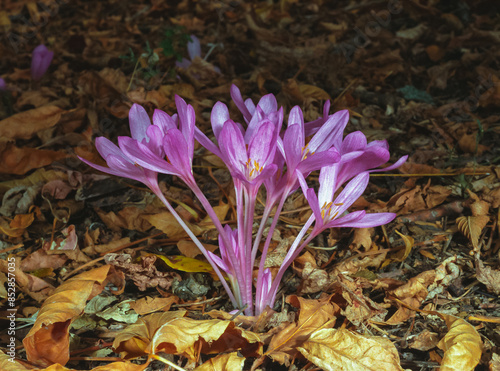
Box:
129;104;151;141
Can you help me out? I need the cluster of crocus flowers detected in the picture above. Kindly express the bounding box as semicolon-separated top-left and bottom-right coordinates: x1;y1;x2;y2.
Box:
80;85;406;316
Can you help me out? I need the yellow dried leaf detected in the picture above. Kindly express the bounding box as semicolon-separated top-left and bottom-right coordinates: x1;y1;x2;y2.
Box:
438;314;482;371
193;352;244;371
142;212;203;238
297;328;404;370
394;230;414;262
456;215;489;250
264;296;337;366
113;313;262;361
149;253;217;279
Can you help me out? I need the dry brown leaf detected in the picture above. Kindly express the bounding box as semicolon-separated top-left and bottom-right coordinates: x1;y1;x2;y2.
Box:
409;330;440;351
0;106;64;140
0;257;54;302
23;265;113;367
113;311;262;361
297;328;405;371
475;254;500;295
263;295;337;366
0;142;67;175
193;352;244;371
438;314;482;371
0;349;29;370
393;230;415;262
385;270;436;325
34;361;150;371
456;215;489;250
142;211;203;238
129;295;179;316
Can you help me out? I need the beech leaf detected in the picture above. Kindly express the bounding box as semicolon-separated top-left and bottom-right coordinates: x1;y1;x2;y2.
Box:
297;328;405;371
438;314;482;371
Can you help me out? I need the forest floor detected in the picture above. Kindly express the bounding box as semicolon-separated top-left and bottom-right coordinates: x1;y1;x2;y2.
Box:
0;0;499;370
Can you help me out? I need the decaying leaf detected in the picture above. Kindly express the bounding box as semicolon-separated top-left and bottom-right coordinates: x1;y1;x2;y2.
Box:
438;314;482;371
0;142;67;175
23;265;114;367
193;352;244;371
263;295;337;366
456;215;490;251
297;328;405;371
475;254;500;295
0;105;64;140
113;311;262;361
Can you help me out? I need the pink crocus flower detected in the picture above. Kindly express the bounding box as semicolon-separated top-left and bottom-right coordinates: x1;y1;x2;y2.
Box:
31;44;54;81
118;96;197;186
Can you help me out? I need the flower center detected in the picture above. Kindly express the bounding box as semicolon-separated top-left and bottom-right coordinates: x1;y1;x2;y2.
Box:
320;201;343;220
245;158;262;179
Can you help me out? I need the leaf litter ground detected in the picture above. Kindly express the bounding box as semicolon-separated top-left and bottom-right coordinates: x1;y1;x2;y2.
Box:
0;1;499;370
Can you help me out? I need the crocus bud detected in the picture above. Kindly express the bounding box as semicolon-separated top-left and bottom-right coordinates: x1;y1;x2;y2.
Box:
31;44;54;81
0;78;6;91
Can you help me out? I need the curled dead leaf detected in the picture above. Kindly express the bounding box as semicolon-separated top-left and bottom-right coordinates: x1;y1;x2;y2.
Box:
113;311;262;361
438;314;482;371
23;265;114;367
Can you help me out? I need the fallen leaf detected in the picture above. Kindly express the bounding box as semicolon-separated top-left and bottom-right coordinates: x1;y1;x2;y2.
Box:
193;352;244;371
0;141;67;175
298;328;405;370
456;215;489;250
23;265;113;367
475;254;500;295
129;295;179;316
438;314;482;371
0;105;64;140
263;295;337;366
113;311;262;361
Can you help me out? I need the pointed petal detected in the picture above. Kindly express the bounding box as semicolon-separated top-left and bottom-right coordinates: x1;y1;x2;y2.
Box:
341;131;367;153
218;120;247;174
329;211;396;228
329;172;369;217
163;129;193;179
308;110;349;152
187;35;201;60
317;165;339;205
248;121;276;165
119;137;177;175
129;104;151;141
194;127;222;157
230;84;252;122
283;124;303;170
95;137;126;160
371;155;408;172
296;147;340;175
306;188;324;224
153;109;177;133
211;102;230;139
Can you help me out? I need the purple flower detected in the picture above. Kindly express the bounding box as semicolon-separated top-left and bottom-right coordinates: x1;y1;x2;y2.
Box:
31;44;54;81
306;168;396;233
335;131;408;188
0;78;6;91
119;96;197;185
78;104;160;193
